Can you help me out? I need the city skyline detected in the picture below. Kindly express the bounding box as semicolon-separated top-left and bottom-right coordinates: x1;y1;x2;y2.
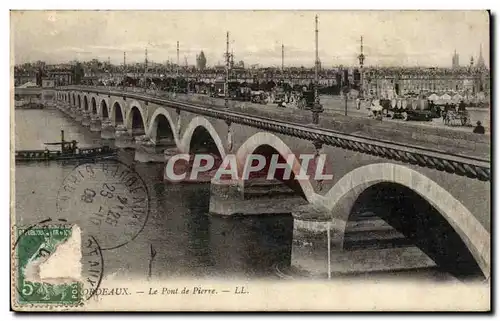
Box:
11;10;490;68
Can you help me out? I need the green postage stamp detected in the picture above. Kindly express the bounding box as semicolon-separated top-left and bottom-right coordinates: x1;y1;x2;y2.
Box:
13;224;82;306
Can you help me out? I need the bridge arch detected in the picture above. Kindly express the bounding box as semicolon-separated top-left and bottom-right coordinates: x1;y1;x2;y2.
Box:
91;97;97;115
181;116;226;159
100;99;109;119
111;101;125;126
84;95;89;111
322;163;490;279
125;104;147;132
235;132;315;203
146;108;179;147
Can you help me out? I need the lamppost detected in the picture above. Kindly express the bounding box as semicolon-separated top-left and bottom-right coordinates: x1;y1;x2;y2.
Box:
312;15;324;125
144;47;148;93
122;51;126;91
224;31;231;108
358;36;365;99
176;41;180;95
342;85;350;116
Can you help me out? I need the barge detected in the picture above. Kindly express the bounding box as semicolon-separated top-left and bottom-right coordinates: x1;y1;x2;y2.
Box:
15;130;117;162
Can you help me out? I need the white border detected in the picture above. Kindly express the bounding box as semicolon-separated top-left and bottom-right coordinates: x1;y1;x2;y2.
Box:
4;2;500;10
3;1;498;318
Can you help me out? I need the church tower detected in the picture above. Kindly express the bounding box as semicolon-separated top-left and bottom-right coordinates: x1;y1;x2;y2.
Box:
452;49;459;69
476;44;486;70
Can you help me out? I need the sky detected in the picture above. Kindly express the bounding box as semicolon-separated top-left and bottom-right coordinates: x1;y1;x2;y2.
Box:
10;10;490;68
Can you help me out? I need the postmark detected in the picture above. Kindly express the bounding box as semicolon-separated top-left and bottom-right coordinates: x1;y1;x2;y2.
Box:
12;218;104;307
56;159;150;250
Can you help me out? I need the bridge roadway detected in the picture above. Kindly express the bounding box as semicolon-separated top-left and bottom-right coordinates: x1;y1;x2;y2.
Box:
53;86;491;279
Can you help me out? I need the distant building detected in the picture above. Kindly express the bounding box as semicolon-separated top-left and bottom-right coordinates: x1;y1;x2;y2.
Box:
452;50;460;69
476;44;486;70
48;70;73;86
41;78;55;88
362;67;490;99
14;72;37;87
360;45;490;98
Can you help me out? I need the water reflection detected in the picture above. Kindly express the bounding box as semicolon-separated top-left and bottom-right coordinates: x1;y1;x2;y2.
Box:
208;214;293;278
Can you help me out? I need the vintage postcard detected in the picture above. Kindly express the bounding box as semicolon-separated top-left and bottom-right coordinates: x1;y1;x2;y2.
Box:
10;10;491;311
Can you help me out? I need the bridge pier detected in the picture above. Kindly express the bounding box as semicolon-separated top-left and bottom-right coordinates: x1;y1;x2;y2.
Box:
81;110;91;127
60;106;68;116
89;114;101;132
59;102;68;114
134;136;177;163
289;205;344;279
74;109;83;122
131;128;145;136
289;202;441;279
100;119;115;140
209;178;308;216
114;124;135;149
56;101;64;113
208;178;308;274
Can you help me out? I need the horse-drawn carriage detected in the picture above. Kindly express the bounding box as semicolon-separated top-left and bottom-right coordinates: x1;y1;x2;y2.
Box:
296;90;315;110
374;98;434;121
250;91;268;104
443;103;471;126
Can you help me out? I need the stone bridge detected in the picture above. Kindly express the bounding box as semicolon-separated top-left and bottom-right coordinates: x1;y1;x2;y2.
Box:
54;87;491;279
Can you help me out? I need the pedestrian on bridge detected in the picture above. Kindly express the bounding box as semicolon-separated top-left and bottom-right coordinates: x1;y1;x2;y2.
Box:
473;121;485;134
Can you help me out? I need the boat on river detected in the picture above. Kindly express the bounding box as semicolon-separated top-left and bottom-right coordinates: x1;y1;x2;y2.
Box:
15;130;117;162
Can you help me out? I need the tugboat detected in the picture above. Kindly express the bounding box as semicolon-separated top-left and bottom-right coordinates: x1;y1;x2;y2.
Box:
15;130;117;162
